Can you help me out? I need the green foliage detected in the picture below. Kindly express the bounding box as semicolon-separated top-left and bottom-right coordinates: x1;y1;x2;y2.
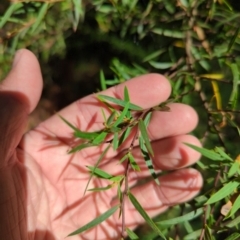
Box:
157;208;203;226
67;205;119;236
61;86;166;238
2;0;240;239
128;191;166;240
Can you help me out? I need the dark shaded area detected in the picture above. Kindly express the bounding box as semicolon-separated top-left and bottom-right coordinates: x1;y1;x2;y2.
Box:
30;13;157;127
230;0;240;11
0;0;9;15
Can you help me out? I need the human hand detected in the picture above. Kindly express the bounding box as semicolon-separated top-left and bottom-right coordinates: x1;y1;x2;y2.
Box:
0;49;202;240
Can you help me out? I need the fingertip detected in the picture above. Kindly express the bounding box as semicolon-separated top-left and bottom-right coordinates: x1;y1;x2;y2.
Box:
12;49;25;68
150;135;202;171
114;73;172;109
163;168;203;193
148;103;199;140
182;135;202;164
1;49;43;113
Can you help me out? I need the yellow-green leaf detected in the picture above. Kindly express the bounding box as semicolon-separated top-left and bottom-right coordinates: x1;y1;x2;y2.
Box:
206;181;239;205
157;208;203;226
126;228;139;240
139;119;154;156
67;205;119;236
185;143;224;161
128;192;166;239
92;131;108;144
84;145;111;194
97;94;142;111
86;166;113;179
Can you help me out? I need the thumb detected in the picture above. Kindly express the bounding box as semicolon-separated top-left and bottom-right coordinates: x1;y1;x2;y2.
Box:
0;49;43;164
1;49;43;112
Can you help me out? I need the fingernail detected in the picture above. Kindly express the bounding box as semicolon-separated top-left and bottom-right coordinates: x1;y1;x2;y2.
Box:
12;50;23;68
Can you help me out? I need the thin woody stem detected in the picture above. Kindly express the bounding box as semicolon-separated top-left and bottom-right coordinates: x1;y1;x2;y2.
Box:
120;123;141;238
121;159;130;238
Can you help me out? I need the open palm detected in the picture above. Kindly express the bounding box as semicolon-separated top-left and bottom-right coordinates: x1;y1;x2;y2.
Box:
0;49;202;240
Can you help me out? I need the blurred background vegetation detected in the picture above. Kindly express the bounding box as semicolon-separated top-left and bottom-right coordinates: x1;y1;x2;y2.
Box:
1;0;240;239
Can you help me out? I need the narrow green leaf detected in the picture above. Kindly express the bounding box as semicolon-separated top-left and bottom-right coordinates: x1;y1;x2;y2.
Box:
88;185;113;191
128;192;166;239
163;0;176;14
98;96;115;112
228;63;239;110
157;208;203;226
204;224;214;240
84;145;111;194
149;61;174;69
185;143;224;161
143;49;166;62
100;70;107;90
74;130;99;140
59;115;99;140
0;3;22;28
126;109;132;119
69;143;97;153
126;228;139;240
109;126;121;133
119;154;128;164
113;132;119;150
59;115;79;131
88;184;113;192
228;161;240;178
97;94;142;111
139;119;154;156
113;102;130;127
101;108;107;123
143;111;152;126
152;28;184;38
117;182;123;203
139;136;160;185
72;0;84;31
118;127;132;147
128;152;141;171
30;3;49;34
86;166;113;179
215;147;233;161
183;220;193;234
227;27;240;53
205;181;239;205
98;5;113;14
124;86;130;102
107;111;117;126
92;131;108;144
67;205;119;236
88;176;124;192
109;175;124;182
225;194;240;219
199;59;211;71
226;215;240;228
225;232;240;240
105;79;120;86
184;229;202;240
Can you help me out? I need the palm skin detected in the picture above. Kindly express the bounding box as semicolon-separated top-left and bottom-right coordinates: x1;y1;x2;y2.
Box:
0;49;202;240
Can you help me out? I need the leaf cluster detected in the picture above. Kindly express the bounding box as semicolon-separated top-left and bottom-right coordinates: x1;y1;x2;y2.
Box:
61;87;169;239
